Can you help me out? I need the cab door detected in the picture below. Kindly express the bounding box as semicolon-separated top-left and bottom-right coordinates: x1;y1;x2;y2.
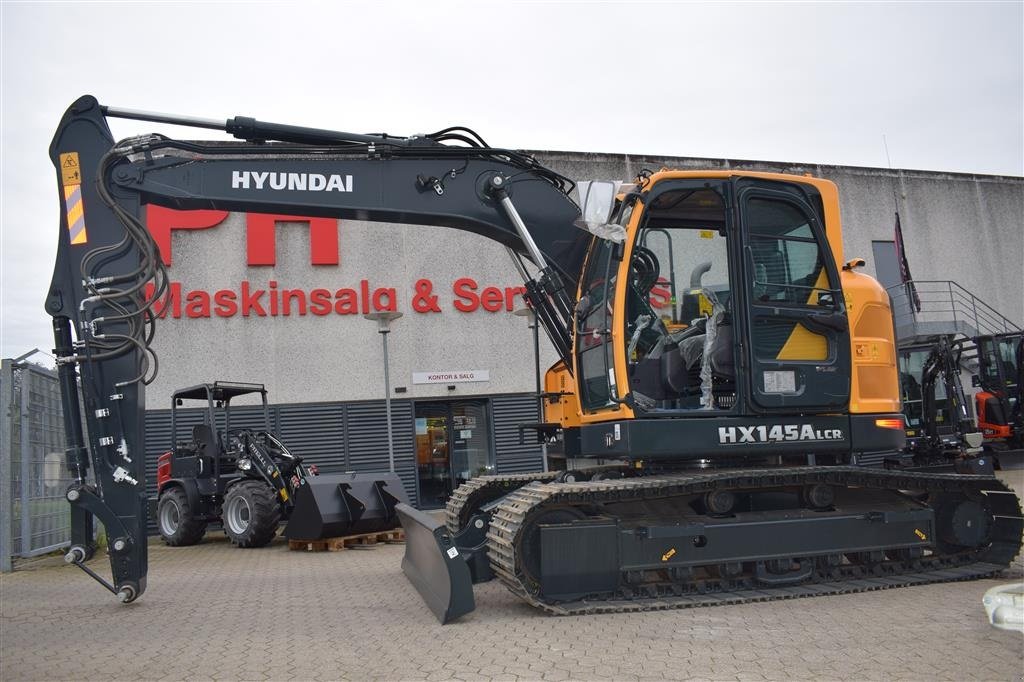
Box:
977;334;1022;396
736;179;851;412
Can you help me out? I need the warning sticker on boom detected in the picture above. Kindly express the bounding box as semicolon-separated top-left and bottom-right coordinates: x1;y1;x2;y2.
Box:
60;152;82;186
60;151;87;245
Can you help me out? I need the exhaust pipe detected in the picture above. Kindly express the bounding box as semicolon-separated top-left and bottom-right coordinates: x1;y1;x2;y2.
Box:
396;503;477;624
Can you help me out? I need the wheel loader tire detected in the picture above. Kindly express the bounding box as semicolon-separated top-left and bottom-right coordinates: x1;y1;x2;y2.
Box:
223;480;281;548
157;487;207;546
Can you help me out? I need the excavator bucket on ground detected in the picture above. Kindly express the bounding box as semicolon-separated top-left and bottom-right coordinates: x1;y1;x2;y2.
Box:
396;503;476;624
284;472;409;540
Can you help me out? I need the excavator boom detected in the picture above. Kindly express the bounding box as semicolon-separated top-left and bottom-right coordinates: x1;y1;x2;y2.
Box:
47;95;591;599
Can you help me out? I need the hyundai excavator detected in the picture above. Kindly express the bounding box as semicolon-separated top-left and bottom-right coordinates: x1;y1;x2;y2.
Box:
48;95;1022;619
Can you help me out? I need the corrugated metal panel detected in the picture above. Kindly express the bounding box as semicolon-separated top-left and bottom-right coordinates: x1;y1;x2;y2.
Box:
345;401;417;504
344;402;390;470
491;394;544;474
277;403;346;470
220;405;274;435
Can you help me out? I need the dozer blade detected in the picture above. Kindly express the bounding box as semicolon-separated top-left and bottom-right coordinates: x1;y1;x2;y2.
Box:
396;503;475;624
285;472;408;540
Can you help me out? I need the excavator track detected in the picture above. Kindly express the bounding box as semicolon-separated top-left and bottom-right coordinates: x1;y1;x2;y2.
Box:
485;466;1023;616
445;471;560;533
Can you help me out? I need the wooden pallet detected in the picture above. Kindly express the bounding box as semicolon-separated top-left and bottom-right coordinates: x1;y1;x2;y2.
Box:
288;528;405;552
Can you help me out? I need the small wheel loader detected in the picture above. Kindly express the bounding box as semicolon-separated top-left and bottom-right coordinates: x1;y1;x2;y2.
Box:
155;382;407;548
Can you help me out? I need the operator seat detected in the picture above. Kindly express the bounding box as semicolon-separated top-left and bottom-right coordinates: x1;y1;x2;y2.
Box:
753;248;787;302
663;312;736;396
707;322;735;377
192;424;219;460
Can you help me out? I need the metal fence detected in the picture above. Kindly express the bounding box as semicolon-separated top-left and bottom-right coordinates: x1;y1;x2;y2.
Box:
1;359;74;571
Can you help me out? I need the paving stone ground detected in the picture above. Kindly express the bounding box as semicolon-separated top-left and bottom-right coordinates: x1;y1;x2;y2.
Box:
2;465;1022;682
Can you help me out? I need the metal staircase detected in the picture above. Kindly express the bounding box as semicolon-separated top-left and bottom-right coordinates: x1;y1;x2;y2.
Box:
889;280;1021;343
888;280;1021;373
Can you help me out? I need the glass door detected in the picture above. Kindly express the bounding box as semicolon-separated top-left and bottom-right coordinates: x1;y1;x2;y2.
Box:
450;401;492;487
414;400;494;508
414;403;451;509
736;179;851;412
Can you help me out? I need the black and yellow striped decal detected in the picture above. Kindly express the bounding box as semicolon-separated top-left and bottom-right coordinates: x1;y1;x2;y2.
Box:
60;152;87;245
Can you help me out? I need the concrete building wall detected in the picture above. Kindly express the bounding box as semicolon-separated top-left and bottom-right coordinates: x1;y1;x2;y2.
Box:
147;215;548;407
144;151;1022;408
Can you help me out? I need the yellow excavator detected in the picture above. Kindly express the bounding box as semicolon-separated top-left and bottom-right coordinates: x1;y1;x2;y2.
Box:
47;95;1021;617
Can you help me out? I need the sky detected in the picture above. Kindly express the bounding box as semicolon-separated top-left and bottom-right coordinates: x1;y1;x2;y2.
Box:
1;0;1022;360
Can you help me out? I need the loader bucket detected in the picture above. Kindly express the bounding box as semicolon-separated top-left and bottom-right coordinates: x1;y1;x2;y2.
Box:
284;472;408;540
396;503;476;624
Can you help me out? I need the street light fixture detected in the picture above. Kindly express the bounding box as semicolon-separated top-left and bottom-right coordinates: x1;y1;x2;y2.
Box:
513;306;548;471
364;311;403;473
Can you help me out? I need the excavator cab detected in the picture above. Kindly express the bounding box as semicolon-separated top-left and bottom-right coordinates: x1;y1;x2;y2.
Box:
167;382;272;483
975;332;1024;449
570;173;863;449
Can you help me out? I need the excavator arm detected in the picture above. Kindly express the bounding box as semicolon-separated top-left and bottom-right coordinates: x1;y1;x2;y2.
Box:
46;95;590;601
48;100;151;601
919;338;973;447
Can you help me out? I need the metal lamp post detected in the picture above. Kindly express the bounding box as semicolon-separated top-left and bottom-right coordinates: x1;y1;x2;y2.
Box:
364;311;403;473
513;306;548;471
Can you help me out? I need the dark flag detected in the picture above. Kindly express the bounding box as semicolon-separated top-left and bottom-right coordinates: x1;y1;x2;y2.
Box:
893;210;921;312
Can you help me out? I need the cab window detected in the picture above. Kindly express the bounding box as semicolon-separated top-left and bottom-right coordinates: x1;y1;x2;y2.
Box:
747;198;829;306
577;239;617;410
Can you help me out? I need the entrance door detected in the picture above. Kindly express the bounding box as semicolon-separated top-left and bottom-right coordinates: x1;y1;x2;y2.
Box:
449;402;492;488
871;240;901;290
415;403;451;509
872;240;911;325
736;179;851;412
414;400;493;509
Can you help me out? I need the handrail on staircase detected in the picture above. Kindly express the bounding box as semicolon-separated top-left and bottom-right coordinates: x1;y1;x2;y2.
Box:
886;280;1022;338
